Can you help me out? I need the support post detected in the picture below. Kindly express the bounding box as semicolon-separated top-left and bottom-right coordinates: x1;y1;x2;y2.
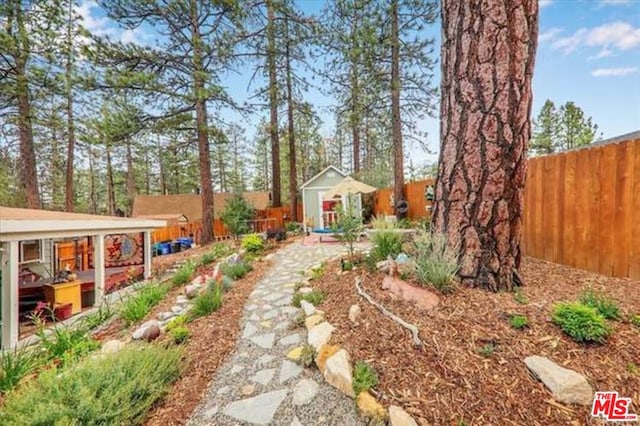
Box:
1;241;19;349
144;231;152;279
93;235;105;304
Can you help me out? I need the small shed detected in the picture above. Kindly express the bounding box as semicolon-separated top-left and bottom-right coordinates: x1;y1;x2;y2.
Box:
301;166;365;232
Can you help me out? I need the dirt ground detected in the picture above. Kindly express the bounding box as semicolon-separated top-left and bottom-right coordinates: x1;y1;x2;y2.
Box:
311;257;640;425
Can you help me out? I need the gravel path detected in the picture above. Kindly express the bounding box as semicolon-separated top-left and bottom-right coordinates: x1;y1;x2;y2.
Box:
188;241;367;426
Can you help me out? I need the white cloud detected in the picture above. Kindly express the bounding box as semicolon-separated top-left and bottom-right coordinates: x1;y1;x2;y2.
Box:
76;0;116;38
591;67;638;76
551;21;640;56
539;27;563;44
539;0;554;8
588;47;614;60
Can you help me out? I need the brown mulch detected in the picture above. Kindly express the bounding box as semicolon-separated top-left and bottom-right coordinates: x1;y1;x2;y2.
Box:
311;257;640;426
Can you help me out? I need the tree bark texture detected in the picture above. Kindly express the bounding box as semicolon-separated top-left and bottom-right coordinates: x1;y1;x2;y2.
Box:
390;0;404;218
105;141;115;216
64;0;76;212
126;139;136;216
191;0;214;243
285;20;298;222
267;0;281;207
350;19;360;173
433;0;538;291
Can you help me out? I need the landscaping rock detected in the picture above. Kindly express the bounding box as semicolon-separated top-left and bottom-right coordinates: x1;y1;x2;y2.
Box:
171;306;184;315
101;339;124;354
308;322;335;350
223;389;288;425
242;323;258;339
382;274;439;311
176;295;189;304
279;359;303;383
357;391;387;421
305;314;324;330
298;286;313;294
324;349;354;397
524;355;593;405
250;368;276;386
348;304;361;324
300;300;316;316
315;344;340;373
185;284;201;298
389;405;418;426
293;378;319;406
376;259;391;273
132;320;161;341
250;333;276;349
157;311;174;321
279;333;300;346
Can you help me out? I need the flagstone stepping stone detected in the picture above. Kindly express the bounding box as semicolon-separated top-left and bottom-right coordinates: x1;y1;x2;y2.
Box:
291;417;302;426
249;312;260;321
157;311;174;321
246;304;259;311
279;359;303;384
264;293;283;302
263;308;280;320
250;368;276;386
203;404;219;418
257;354;276;366
275;322;289;331
281;306;299;315
292;378;319;406
229;365;245;375
242;323;258;339
275;296;292;306
250;333;276;349
223;389;288;425
279;333;300;346
217;386;231;395
300;300;316;316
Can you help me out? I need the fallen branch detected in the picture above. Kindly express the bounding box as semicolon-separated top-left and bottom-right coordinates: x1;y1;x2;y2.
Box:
354;277;424;348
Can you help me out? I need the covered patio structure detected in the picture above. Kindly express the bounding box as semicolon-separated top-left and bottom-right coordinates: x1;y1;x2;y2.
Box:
0;207;165;349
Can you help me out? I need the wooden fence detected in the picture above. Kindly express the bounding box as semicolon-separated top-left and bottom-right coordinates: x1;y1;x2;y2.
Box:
522;137;640;280
372;179;436;219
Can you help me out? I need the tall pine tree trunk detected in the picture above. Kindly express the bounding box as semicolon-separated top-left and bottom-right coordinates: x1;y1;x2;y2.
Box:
88;145;97;214
267;0;281;207
14;2;40;209
126;138;136;216
105;142;116;216
350;18;360;173
191;0;215;243
285;21;298;222
433;0;538;291
390;0;404;217
64;0;76;212
157;135;167;195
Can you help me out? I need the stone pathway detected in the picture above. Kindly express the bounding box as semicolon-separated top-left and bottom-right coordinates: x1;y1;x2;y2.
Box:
188;241;368;426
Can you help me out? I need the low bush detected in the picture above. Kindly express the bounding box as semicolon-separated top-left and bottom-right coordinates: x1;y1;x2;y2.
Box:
190;284;223;319
169;326;190;344
309;263;325;280
578;288;621;320
36;322;100;366
298;345;315;367
0;347;41;394
413;231;459;293
172;260;196;287
241;233;264;253
166;314;190;331
631;314;640;328
353;361;379;395
513;289;528;305
199;252;217;266
221;260;252;280
509;315;528;329
82;302;115;331
370;230;403;262
292;290;326;308
551;302;612;343
266;227;287;241
370;215;394;230
285;222;302;233
0;345;183;425
120;282;169;326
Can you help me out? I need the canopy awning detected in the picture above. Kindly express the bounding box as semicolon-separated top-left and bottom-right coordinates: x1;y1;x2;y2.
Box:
323;176;377;199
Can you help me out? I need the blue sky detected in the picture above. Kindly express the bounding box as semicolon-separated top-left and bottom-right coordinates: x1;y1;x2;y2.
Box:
80;0;640;166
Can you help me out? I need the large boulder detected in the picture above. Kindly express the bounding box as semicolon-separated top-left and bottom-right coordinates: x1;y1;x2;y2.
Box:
101;339;125;355
185;284;201;298
132;320;161;342
524;355;593;405
323;349;354;397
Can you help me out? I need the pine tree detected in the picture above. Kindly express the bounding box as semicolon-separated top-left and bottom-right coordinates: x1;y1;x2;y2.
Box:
529;99;557;155
557;101;600;151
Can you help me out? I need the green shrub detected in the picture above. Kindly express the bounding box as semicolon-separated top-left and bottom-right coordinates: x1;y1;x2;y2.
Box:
413;231;459;293
190;285;223;319
353;361;379;395
172;260;195;287
169;326;190;344
370;215;394;230
285;221;302;233
220;194;255;238
477;343;496;357
631;314;640;328
0;345;182;425
166;314;190;332
552;302;612;343
120;283;169;326
0;347;41;394
370;230;403;262
396;218;412;229
579;288;621;320
298;345;315;367
292;290;326;308
36;322;99;366
221;260;252;280
241;233;264;253
309;263;325;280
513;289;528;305
199;252;216;266
332;200;364;260
509;315;528;329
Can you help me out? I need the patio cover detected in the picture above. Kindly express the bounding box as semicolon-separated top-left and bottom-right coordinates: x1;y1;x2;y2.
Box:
323;176;377;199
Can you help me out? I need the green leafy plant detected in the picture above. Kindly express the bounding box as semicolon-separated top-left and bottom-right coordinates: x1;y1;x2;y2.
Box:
298;345;315;367
309;263;325;280
627;362;638;375
35;320;100;366
579;288;621;320
353;361;379;395
370;229;403;262
190;284;223;319
220;193;255;239
82;301;115;331
413;231;459;293
631;314;640;328
509;315;529;329
294;312;306;327
241;233;264;253
551;302;612;343
221;260;253;280
0;347;41;393
332;198;364;260
370;215;394;230
513;289;528;305
172;260;195;287
169;326;190;344
0;345;182;425
166;314;190;331
119;282;169;326
199;252;216;266
477;343;496;357
396;218;412;229
292;290;326;308
285;221;302;233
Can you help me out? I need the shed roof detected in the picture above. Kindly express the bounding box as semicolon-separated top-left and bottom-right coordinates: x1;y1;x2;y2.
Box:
0;206;166;241
300;165;347;189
